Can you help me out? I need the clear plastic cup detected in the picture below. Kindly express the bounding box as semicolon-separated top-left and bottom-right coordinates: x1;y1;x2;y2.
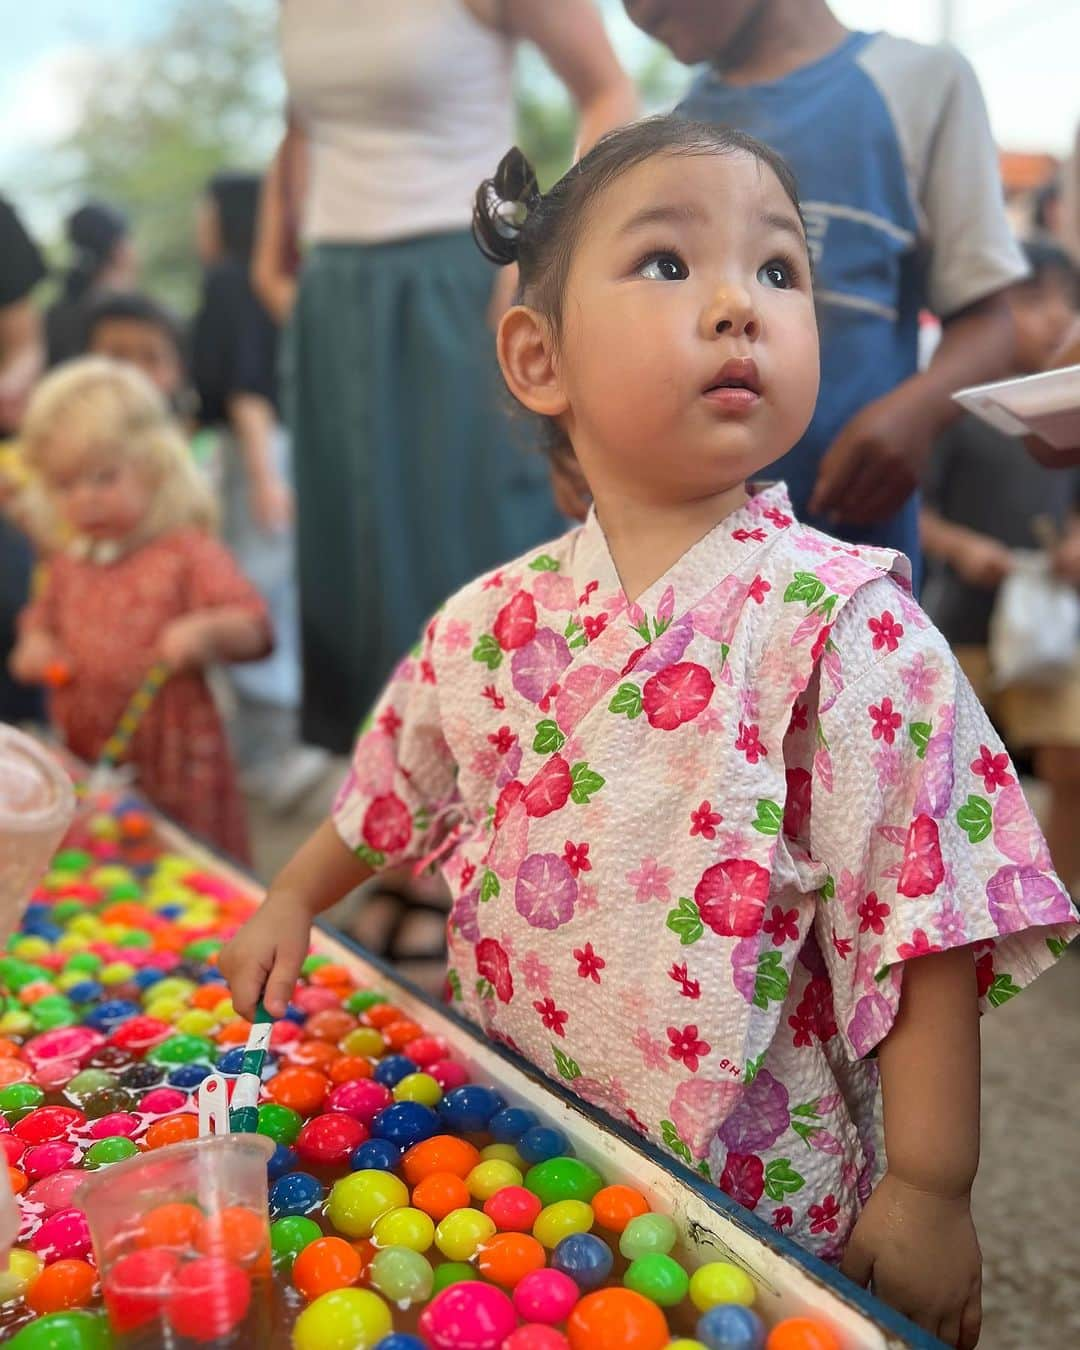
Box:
76;1133;275;1348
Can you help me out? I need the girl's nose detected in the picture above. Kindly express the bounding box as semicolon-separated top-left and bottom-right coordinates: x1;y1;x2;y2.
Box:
701;283;760;341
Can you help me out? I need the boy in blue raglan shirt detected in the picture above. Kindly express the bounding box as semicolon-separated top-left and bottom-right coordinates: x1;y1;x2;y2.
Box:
624;0;1026;577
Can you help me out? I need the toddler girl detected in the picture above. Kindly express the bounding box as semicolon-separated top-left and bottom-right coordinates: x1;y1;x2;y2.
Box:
220;119;1076;1345
10;357;270;861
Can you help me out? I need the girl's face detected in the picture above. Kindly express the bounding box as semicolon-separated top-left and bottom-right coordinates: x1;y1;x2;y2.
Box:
43;440;153;541
547;151;819;507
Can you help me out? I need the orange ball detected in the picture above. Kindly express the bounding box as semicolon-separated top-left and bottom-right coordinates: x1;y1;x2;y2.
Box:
362;1003;405;1030
265;1066;330;1116
567;1288;669;1350
144;1112;200;1150
216;1020;253;1047
26;1258;96;1314
19;983;55;1006
7;1166;27;1196
402;1135;481;1185
138;1202;205;1251
283;1040;340;1072
191;984;227;1012
198;1206;268;1267
411;1171;472;1222
328;1056;373;1085
0;1038;23;1058
592;1185;651;1233
291;1236;363;1301
308;964;352;990
766;1319;841;1350
381;1020;424;1051
476;1232;546;1288
304;1010;358;1042
0;1060;31;1087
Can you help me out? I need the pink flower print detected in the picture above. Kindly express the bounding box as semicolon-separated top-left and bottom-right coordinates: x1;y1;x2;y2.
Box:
735;722;767;764
835;869;863;923
789;1010;814;1048
933;902;968;947
718;826;750;857
656;585;676;624
853;942;883;993
763;905;800;946
732;527;767;543
582;613;608;641
420;659;436;684
577;881;599;913
694;706;725;739
788;701;809;734
872;745;904;789
563;840;591;877
573;942;605;983
748;575;771;604
667;1024;711;1072
474;938;514;1003
783;767;812;840
487;725;517;755
627;857;675;904
719;1153;765;1210
808;1194;841;1235
868;610;904;653
669;962;701;1000
857;892;891;936
971;744;1014;794
831;929;853;960
772;1206;794;1232
763;505;792;529
494;591;538;651
869;697;902;745
469;748;500;780
900;651;939;704
690;801;723;840
632;1027;670;1073
481;684;506;711
533;997;568;1037
483;570;505;590
377;706;402;737
669;1078;743;1159
897;814;946;898
440;619;472;651
896;929;941;960
518;951;552;994
578;579;598;607
497;932;516;959
696;858;771;937
738;687;760;724
642;662;715;731
810;623;833;664
459;860;477;890
515;853;578;930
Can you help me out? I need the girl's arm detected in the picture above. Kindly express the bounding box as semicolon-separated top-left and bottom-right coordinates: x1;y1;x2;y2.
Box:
919;506;1014;590
228;392;293;534
251;120;306;325
841;948;983;1349
159;605;271;672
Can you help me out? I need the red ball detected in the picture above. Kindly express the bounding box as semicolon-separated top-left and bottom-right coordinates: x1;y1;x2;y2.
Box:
483;1185;544;1233
13;1106;86;1145
324;1078;392;1124
166;1257;251;1342
399;1035;448;1067
104;1248;181;1332
108;1016;172;1053
295;1112;369;1166
0;1134;25;1165
429;1060;469;1091
505;1328;571;1350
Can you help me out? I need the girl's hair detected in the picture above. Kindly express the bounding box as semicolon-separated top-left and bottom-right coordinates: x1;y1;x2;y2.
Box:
82;290;187;362
62;201;129;303
20;357;217;545
206;172;262;262
473;115;804;336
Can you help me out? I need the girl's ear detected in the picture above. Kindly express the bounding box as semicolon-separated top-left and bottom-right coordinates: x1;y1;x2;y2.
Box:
497;305;568;418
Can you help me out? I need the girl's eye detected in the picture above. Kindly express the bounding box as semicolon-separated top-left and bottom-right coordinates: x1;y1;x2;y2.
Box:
758;258;796;289
639;253;688;282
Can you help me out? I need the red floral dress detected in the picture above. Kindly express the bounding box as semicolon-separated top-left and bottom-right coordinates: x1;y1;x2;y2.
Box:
20;528;269;862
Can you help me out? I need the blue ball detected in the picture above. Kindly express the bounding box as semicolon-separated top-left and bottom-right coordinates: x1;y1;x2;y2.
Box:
437;1085;505;1134
133;968;165;990
216;1047;247;1075
283;1004;306;1025
696;1305;766;1350
168;1062;212;1090
83;999;140;1032
22;919;61;942
551;1232;614;1289
372;1055;419;1088
350;1138;401;1172
66;980;103;1005
196;966;227;984
488;1106;537;1144
375;1337;426;1350
267;1143;299;1182
158;904;185;921
371;1102;440;1150
23;904;48;923
269;1171;323;1219
517;1124;570;1165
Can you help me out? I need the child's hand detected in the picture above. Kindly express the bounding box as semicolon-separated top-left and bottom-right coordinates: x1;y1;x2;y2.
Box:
250;472;294;534
951;534;1014;589
159;615;215;672
218;891;312;1020
841;1172;982;1348
9;631;65;685
1051;529;1080;588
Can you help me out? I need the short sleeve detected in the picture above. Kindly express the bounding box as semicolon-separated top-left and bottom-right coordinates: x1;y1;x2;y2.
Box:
333;617;460;872
807;589;1077;1060
0;199;46;306
180;530;269;627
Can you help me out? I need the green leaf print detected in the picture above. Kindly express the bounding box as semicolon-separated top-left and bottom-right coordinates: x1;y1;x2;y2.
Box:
696;1161;712;1180
720;643;730;666
873;964;891;984
660;1119;693;1166
632;619;653;643
908;721;932;759
413;807;432;833
529;554;561;572
479;870;501;903
609;683;643;720
666;897;704;946
751;799;783;836
988;973;1021;1008
752;951;790;1010
570;762;605;804
564;617;583;639
814;593;838;620
744;1053;763;1085
791;1120;815;1147
815;719;830;750
957;794;993;844
764;1159;806;1202
354;844;386;869
533;720;566;754
472;633;503;670
446;969;463;1003
820;874;836;901
475;978;495;1001
1048;936;1071;958
784;571;826;606
791;1100;820;1119
552;1046;581;1081
653;615;672;638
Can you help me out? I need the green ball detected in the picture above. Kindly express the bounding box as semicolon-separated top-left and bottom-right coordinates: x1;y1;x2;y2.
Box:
84;1136;140;1168
619;1213;678;1261
31;996;78;1031
524;1156;604;1207
344;990;389;1014
105;882;142;902
367;1246;434;1305
51;849;94;873
301;954;332;975
623;1253;690;1307
0;958;49;992
147;1033;216;1066
52;900;89;923
431;1261;480;1293
65;1069;117;1099
183;938;222;962
116;931;153;950
9;1310;111;1349
63;953;103;974
257;1103;303;1146
0;1082;45;1118
271;1215;322;1271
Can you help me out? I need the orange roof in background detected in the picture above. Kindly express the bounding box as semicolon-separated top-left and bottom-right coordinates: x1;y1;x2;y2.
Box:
999;150;1059;194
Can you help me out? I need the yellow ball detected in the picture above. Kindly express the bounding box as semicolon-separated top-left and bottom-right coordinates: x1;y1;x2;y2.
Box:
69;915;102;938
0;1248;42;1300
56;972;87;993
90;865;132;886
56;935;90;954
12;937;51;961
668;1342;710;1350
480;1142;526;1169
151;978;196;1003
371;1206;435;1253
144;997;185;1023
689;1261;757;1312
292;1288;392;1350
392;1073;442;1107
176;1009;217;1037
340;1027;384;1059
0;1011;33;1036
102;923;130;944
434;1208;496;1262
100;961;136;986
326;1171;410;1239
532;1200;594;1248
466;1159;522;1201
213;997;236;1022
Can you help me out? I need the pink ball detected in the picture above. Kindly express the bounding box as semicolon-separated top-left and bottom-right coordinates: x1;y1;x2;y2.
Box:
166;1256;251;1341
294;1112;368;1166
88;1111;141;1140
429;1060;469;1091
22;1027;104;1073
29;1206;92;1263
108;1016;171;1053
139;1087;187;1116
324;1078;392;1124
291;987;342;1015
269;1020;302;1050
419;1283;518;1350
513;1269;580;1325
25;1169;87;1215
22;1141;82;1181
484;1185;544;1233
505;1328;571;1350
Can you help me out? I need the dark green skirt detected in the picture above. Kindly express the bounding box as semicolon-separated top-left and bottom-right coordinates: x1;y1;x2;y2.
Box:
284;231;562;753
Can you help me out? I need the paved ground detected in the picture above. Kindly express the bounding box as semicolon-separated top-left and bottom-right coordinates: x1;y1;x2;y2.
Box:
247;769;1079;1349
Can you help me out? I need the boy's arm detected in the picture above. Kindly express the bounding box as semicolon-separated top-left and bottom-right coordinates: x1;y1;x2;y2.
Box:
919;505;1014;590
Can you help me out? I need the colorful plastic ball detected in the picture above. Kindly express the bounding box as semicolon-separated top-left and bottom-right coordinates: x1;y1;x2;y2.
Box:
402;1134;481;1185
533;1200;594;1249
437;1084;504;1133
418;1281;518;1350
271;1215;323;1272
81;1086;136;1120
371;1101;440;1150
292;1236;364;1301
399;1035;448;1067
14;1106;85;1145
476;1231;546;1288
117;1062;164;1091
26;1258;96;1314
489;1106;538;1143
467;1158;522;1201
551;1231;614;1290
139;1087;188;1115
668;1342;710;1349
268;1143;300;1182
567;1288;670;1350
483;1184;544;1233
197;1206;268;1267
434;1207;497;1262
513;1267;579;1324
765;1320;841;1350
696;1305;767;1350
166;1255;251;1341
8;1310;111;1349
429;1060;469;1091
367;1245;434;1307
351;1138;401;1172
63;1069;115;1100
267;1066;330;1116
375;1335;427;1350
504;1328;570;1350
431;1260;481;1293
83;1135;139;1168
525;1157;604;1207
412;1171;471;1222
0;1248;42;1301
257;1102;303;1146
0;1082;46;1121
624;1252;690;1307
23;1142;81;1181
373;1055;419;1089
326;1078;392;1124
340;1026;386;1059
481;1142;527;1168
25;1171;86;1217
326;1170;409;1239
270;1171;325;1219
144;1112;199;1150
690;1262;757;1312
372;1206;435;1253
619;1212;678;1260
168;1062;211;1090
296;1112;369;1166
292;1287;393;1350
518;1125;569;1165
137;1202;205;1251
392;1072;442;1107
29;1207;92;1263
591;1184;650;1233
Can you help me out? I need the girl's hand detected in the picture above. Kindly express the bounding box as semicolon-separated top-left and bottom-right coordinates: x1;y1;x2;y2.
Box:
9;631;65;685
218;891;312;1020
159;615;216;672
250;472;294;534
841;1172;982;1348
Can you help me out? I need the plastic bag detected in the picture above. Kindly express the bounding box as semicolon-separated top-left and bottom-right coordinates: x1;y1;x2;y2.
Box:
988;550;1080;689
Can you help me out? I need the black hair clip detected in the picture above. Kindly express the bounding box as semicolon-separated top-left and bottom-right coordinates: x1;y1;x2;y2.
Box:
473;146;542;266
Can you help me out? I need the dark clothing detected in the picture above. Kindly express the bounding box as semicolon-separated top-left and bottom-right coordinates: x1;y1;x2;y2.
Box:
191;260;279;424
0;199;45;307
44;300;91;368
922;413;1079;645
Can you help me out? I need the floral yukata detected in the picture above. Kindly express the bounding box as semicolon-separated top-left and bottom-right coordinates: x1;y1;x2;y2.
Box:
334;484;1077;1258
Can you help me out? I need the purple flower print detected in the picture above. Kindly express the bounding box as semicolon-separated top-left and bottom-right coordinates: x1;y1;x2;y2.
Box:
992;784;1053;868
847;990;894;1058
510;630;571;704
730;936;759;1005
515;853;578;930
986;865;1073;931
691;575;749;644
899;651;940;704
913;730;955;820
716;1069;790;1153
668;1077;743;1159
632;616;696;674
451;888;480;943
932;902;968;947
